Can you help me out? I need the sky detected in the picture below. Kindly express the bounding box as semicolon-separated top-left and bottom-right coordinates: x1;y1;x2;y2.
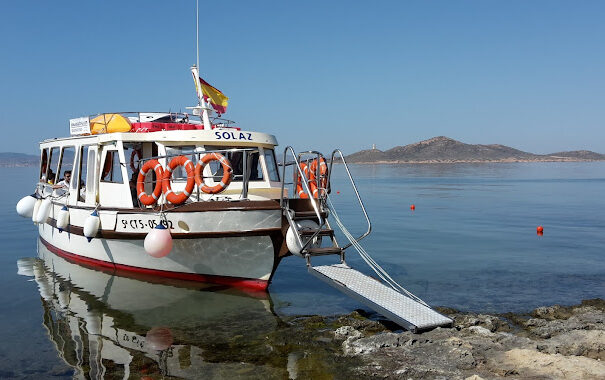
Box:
1;0;604;155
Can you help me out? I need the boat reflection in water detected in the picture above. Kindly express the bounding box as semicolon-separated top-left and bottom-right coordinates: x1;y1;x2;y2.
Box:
18;239;290;379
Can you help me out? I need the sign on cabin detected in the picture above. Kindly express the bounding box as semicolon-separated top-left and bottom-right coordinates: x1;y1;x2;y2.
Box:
70;117;91;136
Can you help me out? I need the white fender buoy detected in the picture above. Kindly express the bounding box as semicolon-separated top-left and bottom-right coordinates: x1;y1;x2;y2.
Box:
16;194;37;218
286;219;320;256
144;224;173;258
16;258;35;277
34;198;52;225
33;264;53;301
56;206;70;232
31;199;42;223
83;210;100;242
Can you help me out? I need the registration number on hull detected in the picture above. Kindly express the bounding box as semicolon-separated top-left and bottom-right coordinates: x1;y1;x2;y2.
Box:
116;215;175;232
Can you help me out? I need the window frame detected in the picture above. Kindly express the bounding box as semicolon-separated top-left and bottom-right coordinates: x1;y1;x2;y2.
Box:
100;148;125;184
56;145;76;189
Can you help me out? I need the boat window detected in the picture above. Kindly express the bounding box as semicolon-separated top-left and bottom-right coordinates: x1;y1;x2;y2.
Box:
200;146;264;182
39;149;48;182
165;146;197;180
249;151;263;181
76;146;90;202
56;146;75;191
264;149;280;182
123;143;143;204
100;151;124;184
47;147;60;184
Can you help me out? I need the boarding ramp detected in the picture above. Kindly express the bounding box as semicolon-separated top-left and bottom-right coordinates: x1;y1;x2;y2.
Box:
309;264;452;332
280;148;453;332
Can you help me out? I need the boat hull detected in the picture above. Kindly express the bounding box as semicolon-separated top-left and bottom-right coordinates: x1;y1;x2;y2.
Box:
37;205;285;290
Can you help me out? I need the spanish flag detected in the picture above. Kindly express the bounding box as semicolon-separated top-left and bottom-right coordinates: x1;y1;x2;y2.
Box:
198;77;229;115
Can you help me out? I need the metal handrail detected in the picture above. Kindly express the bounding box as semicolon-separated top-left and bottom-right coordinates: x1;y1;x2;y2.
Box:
280;146;325;253
328;149;372;249
140;147;256;162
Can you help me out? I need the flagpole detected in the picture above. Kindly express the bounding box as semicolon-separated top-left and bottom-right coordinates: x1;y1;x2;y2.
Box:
192;0;211;130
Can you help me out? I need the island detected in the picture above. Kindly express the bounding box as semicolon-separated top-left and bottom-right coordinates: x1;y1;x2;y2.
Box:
345;136;605;164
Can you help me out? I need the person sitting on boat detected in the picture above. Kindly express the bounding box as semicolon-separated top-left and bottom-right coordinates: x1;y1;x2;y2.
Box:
79;181;86;202
47;171;55;185
52;170;71;195
53;171;71;189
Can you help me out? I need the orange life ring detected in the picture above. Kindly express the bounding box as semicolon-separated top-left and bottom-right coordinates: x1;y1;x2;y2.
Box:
130;149;142;172
162;155;195;205
296;162;318;199
137;159;164;206
194;153;233;194
309;157;328;197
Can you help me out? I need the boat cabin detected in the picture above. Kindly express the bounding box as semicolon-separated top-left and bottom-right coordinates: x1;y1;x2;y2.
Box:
38;112;282;209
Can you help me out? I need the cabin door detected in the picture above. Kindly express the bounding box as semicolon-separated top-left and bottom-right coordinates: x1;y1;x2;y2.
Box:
74;145;99;206
99;144;131;208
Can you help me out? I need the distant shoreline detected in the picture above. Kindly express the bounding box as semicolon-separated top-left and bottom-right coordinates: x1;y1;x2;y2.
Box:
4;158;605;168
0;164;39;168
341;157;605;164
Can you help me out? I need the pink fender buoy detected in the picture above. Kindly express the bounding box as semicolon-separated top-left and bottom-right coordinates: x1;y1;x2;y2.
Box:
146;326;173;351
144;223;173;258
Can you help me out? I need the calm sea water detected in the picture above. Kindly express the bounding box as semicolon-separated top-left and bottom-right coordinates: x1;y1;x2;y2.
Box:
1;163;604;378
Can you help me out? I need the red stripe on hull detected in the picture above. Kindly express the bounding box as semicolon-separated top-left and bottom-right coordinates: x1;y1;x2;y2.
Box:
39;238;269;292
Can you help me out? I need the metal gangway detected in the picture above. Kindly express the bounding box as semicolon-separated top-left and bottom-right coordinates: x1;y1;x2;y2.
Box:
280;147;452;333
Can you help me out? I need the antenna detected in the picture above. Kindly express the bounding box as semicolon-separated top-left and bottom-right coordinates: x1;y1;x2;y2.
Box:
196;0;200;70
187;0;212;130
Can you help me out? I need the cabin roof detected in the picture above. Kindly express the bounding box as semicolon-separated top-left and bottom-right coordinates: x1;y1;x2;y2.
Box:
40;128;279;149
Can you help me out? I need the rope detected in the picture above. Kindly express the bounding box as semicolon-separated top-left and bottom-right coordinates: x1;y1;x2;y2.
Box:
326;195;429;307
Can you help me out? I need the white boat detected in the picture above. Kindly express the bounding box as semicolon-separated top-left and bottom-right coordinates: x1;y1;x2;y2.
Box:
16;64;452;332
15;64;352;291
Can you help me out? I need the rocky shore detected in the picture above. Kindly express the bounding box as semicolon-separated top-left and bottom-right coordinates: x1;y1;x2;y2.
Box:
279;299;604;379
323;299;605;379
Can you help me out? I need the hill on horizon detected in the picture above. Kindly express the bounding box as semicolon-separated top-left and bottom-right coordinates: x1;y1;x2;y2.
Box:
346;136;605;163
0;152;39;167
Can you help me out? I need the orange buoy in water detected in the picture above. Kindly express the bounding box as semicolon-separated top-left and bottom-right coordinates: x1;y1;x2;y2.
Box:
410;204;416;210
537;226;544;235
336;191;340;194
